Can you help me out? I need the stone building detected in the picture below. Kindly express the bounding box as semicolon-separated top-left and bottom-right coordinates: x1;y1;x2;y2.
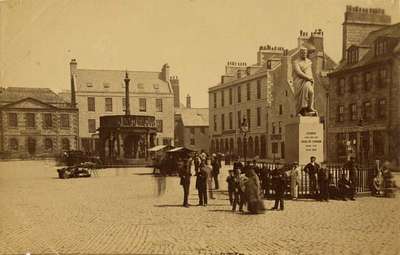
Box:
62;59;176;154
327;6;400;164
0;87;78;158
208;31;336;162
174;95;209;153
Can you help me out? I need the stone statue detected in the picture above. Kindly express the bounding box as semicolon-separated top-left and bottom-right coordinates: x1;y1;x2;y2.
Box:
293;47;317;116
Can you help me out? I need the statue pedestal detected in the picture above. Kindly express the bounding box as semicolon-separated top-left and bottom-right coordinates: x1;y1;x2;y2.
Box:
285;116;324;165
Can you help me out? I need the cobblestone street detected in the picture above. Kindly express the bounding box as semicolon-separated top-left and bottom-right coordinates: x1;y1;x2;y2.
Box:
0;160;399;255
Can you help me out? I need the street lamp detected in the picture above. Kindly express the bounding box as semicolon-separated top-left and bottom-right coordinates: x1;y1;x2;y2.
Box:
240;118;249;165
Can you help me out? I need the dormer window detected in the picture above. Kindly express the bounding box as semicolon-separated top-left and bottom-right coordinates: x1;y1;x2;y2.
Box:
375;39;388;56
347;47;358;64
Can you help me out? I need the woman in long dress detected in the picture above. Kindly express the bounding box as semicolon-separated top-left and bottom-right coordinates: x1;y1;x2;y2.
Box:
245;168;265;214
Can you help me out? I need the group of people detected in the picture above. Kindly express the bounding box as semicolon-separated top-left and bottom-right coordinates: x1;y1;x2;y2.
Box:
177;152;397;212
178;151;222;208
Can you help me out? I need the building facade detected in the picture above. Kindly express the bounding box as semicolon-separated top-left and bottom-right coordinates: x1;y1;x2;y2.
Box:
328;6;400;165
175;95;209;153
0;87;78;158
208;31;336;162
64;59;176;154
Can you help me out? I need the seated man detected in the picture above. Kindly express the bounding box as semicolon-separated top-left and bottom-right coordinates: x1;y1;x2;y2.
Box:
371;171;383;196
338;173;355;201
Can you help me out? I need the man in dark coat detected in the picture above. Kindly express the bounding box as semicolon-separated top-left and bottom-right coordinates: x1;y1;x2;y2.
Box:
343;157;357;195
211;154;221;190
196;162;208;206
179;157;192;207
304;156;320;199
338;173;355;201
271;168;286;211
317;163;330;201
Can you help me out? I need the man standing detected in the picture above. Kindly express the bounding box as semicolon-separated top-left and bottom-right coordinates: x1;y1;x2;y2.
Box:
196;162;208;206
290;162;301;200
179;156;192;207
317;163;330;201
211;154;221;190
304;156;320;199
293;47;317;116
271;168;286;211
343;157;357;195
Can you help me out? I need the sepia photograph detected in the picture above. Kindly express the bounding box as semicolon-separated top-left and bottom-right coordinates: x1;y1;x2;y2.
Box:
0;0;399;254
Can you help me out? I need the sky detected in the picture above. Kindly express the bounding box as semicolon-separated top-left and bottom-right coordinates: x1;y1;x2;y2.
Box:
0;0;399;108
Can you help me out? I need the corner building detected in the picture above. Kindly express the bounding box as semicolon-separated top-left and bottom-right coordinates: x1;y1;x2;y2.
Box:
66;59;175;154
328;6;400;164
208;32;336;161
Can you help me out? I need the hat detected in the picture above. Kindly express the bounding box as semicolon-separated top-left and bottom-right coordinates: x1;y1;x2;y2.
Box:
212;153;216;157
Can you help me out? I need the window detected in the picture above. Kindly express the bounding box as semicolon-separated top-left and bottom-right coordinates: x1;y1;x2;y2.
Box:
237;86;241;103
9;138;18;151
61;138;70;151
153;84;159;90
337;105;344;122
281;142;285;159
363;101;372;121
272;122;276;134
190;138;195;145
103;82;110;88
221;114;225;131
88;119;96;133
139;98;146;112
44;138;53;151
86;82;93;88
105;98;113;112
221;90;225;107
378;68;388;87
200;127;205;134
87;97;95;112
246;109;251;129
237;111;241;129
190;127;195;134
229;88;233;105
156;120;163;132
377;99;387;119
8;113;17;127
43;113;52;128
213;115;217;131
257;80;261;99
122;97;126;109
156;99;163;112
349;75;358;93
246;83;251;100
364;72;372;91
285;90;288;97
257;107;261;126
278;121;282;134
337;78;345;95
229;112;233;130
272;142;278;154
337;133;346;156
137;83;144;89
213;93;217;108
279;104;283;115
60;114;70;128
162;138;170;146
347;48;358;64
373;131;384;155
375;39;388;56
350;103;358;121
25;113;35;128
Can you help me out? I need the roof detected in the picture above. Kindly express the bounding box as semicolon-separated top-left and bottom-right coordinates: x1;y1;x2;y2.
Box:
167;147;195;153
0;87;71;108
76;69;172;94
333;22;400;73
180;108;209;127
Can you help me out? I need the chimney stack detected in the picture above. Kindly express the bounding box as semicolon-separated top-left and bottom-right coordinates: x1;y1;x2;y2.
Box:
124;71;131;115
170;76;180;108
186;94;191;108
69;59;77;108
161;63;170;81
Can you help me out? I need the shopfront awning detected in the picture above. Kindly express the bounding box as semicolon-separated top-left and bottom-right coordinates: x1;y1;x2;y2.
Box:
148;145;169;152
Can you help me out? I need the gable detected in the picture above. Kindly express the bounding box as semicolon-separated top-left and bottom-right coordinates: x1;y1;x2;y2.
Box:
1;98;57;110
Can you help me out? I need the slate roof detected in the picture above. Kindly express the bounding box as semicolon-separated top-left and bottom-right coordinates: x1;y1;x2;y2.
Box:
333;22;400;73
76;69;172;94
0;87;71;108
179;108;209;127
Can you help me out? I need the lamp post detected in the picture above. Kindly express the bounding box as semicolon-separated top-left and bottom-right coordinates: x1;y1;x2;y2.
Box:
240;118;249;165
